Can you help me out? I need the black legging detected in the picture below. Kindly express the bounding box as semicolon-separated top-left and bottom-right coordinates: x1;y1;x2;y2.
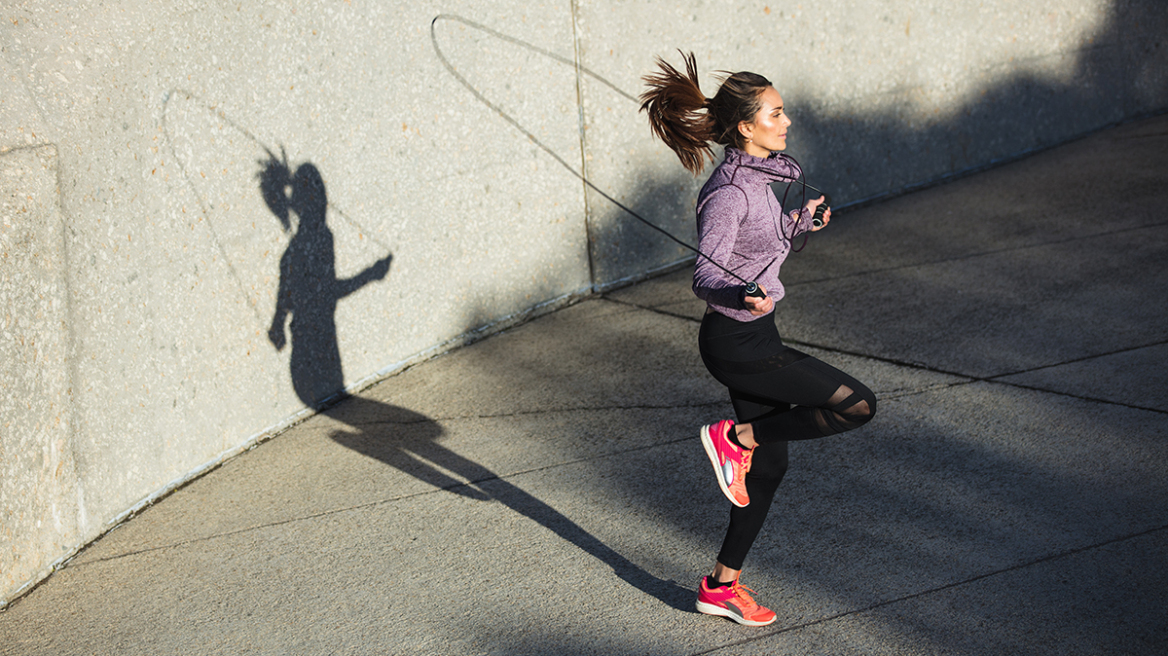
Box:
698;309;876;570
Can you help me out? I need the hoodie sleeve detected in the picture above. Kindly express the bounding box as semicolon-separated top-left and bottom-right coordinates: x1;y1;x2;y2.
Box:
692;184;749;311
786;205;814;237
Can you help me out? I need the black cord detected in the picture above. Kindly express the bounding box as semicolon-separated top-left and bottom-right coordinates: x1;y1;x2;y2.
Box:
431;15;826;289
738;154;828;253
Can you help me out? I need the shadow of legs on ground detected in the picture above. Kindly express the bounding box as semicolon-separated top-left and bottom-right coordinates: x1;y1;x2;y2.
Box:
326;395;693;610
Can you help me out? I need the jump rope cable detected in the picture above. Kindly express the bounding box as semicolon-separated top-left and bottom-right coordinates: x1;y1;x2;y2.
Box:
163;88;392;252
169;22;831;298
430;16;828;292
163;88;399;331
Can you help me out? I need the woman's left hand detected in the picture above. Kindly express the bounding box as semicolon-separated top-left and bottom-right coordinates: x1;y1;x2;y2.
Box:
806;196;831;231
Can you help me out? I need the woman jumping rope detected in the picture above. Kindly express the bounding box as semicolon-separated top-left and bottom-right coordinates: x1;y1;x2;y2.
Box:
641;53;877;626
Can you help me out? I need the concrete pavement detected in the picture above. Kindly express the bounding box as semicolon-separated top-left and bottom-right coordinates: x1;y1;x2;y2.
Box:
1;114;1166;655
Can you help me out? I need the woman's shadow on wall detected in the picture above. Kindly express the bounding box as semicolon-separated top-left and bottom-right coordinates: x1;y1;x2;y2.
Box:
258;154;690;610
259;154;392;407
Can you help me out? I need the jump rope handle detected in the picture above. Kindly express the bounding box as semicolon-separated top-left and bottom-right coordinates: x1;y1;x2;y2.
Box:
744;282;765;298
811;193;832;228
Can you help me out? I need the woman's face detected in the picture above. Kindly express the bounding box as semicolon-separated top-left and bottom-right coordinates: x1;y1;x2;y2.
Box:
739;87;791;157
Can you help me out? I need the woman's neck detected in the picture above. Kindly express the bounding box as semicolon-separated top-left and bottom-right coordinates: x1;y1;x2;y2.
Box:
742;142;774;159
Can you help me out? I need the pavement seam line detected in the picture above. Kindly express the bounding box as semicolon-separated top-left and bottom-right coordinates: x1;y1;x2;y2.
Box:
687;523;1168;656
789;219;1168;288
600;298;1168;409
978;379;1168;416
605;294;1168;396
340;399;729;426
596;295;705;322
786;335;1168;414
605;297;1168;415
775;336;1168;415
985;339;1168;378
63;433;700;567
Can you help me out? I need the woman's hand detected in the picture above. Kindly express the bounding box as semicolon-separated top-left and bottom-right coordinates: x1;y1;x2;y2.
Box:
806;196;831;231
744;284;774;316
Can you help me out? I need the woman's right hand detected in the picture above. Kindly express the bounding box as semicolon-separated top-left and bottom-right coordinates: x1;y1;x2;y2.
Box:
744;284;774;316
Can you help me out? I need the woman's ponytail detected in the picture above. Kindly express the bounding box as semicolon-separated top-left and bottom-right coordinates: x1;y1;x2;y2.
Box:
640;51;716;175
641;52;773;175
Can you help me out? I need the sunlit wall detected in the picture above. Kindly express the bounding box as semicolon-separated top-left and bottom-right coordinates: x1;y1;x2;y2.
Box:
2;0;1164;604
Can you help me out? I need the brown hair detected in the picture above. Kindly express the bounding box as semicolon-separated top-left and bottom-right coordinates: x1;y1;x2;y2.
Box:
640;51;772;175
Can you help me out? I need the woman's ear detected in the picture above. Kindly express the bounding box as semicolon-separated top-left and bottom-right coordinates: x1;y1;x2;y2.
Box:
737;120;754;143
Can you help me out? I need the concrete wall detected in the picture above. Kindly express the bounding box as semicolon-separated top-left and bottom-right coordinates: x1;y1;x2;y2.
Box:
1;0;1164;605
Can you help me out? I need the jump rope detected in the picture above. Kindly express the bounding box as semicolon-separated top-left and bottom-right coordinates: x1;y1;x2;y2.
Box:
170;18;833;312
430;14;832;300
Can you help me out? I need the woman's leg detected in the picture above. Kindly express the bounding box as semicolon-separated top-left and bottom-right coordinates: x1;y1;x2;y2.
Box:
697;311;875;579
696;395;789;627
715;437;788;575
718;355;877;445
706;353;875;578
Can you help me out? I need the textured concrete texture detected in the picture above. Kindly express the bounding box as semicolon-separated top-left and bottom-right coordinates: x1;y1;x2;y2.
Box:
0;112;1165;655
0;145;84;596
2;0;1167;605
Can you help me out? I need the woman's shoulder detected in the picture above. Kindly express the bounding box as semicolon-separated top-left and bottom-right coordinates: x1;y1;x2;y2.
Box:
697;177;749;218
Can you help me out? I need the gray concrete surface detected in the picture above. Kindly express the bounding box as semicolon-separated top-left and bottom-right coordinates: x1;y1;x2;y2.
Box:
0;145;83;587
4;0;1167;602
1;112;1165;655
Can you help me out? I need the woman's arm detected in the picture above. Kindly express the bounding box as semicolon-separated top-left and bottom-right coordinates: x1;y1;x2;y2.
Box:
789;196;830;235
335;253;392;300
693;186;751;311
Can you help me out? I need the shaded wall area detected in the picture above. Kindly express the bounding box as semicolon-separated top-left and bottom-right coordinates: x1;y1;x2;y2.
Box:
1;0;1165;605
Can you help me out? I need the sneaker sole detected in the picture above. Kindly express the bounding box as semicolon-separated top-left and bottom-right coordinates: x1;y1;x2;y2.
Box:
695;600;777;627
699;424;748;508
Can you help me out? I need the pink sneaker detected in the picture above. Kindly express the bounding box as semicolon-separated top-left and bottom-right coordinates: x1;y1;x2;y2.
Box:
699;420;752;507
696;575;777;626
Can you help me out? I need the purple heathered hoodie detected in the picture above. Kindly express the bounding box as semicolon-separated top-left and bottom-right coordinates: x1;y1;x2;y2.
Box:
693;147;814;322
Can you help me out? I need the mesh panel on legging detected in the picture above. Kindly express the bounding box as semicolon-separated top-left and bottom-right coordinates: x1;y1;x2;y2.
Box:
818;382;875;434
747;357;877;444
